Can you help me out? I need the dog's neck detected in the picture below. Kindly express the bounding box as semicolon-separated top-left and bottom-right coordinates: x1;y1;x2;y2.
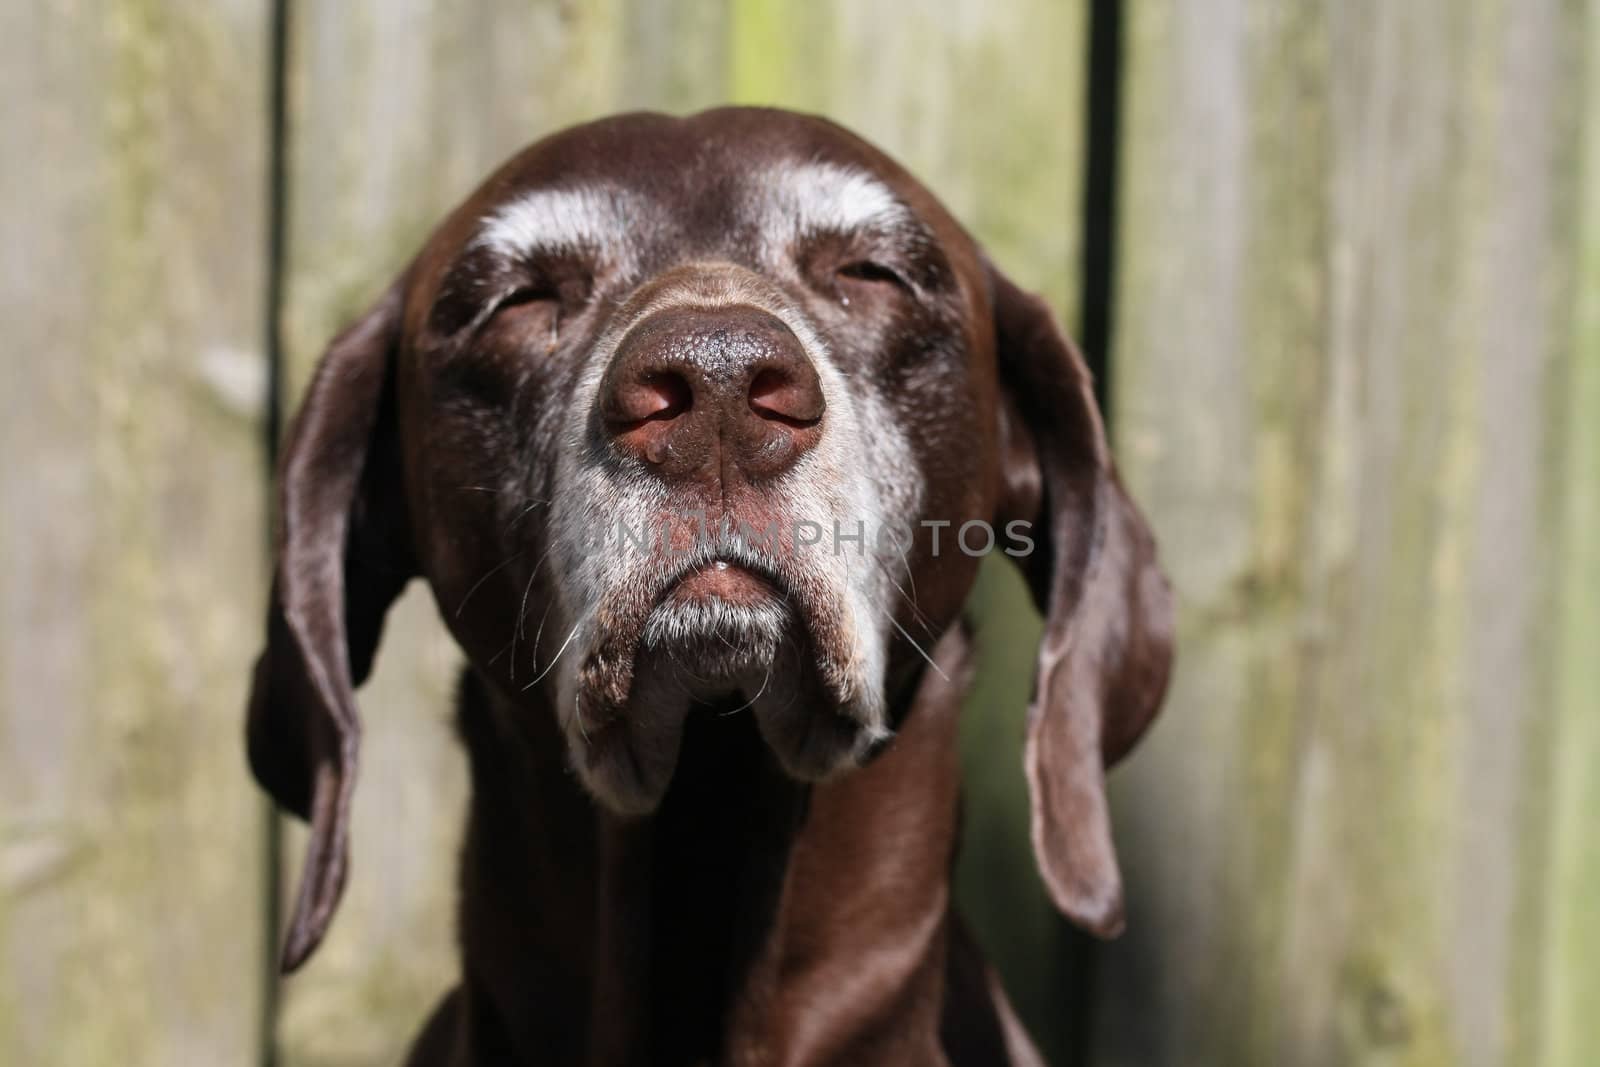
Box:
587;707;810;1064
449;630;971;1066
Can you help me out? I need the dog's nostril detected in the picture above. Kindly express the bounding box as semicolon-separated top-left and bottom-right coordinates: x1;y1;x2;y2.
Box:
749;366;825;427
608;371;692;429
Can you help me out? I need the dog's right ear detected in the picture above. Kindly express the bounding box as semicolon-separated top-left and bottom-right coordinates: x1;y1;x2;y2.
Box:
247;280;416;972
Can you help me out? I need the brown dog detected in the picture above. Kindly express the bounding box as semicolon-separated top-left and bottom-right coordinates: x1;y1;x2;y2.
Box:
247;108;1173;1066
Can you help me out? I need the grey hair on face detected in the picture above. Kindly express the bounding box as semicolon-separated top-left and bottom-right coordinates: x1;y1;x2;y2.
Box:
641;595;792;680
758;161;915;241
474;185;647;264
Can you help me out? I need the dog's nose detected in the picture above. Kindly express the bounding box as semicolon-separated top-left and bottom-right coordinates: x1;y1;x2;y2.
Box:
601;305;825;484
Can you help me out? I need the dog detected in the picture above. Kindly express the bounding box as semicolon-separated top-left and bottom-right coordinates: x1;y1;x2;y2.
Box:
247;107;1173;1066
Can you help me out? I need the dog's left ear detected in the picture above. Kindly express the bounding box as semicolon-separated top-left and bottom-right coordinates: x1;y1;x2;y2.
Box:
987;261;1174;938
247;280;416;971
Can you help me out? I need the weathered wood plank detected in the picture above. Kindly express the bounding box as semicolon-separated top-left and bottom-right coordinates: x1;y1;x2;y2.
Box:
0;1;270;1063
1101;1;1598;1064
1540;11;1600;1065
728;3;1090;1060
617;0;730;113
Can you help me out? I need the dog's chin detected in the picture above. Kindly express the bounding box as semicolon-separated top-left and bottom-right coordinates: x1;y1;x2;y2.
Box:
565;569;887;816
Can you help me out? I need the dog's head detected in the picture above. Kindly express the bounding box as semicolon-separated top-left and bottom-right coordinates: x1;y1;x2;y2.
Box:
248;108;1173;970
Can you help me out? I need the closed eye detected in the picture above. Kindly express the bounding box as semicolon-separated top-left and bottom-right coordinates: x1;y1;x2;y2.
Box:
837;260;908;289
489;271;593;337
495;285;560;312
485;284;565;352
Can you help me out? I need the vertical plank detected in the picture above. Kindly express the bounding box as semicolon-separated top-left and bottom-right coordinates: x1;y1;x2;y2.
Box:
1097;2;1326;1058
1101;1;1597;1065
0;2;269;1063
617;0;731;113
728;3;1090;1060
1541;10;1600;1063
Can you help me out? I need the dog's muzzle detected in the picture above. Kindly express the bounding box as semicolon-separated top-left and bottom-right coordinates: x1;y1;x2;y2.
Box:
550;270;899;815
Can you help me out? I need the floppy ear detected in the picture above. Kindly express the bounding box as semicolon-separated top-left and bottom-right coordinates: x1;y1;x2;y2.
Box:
988;262;1174;938
247;281;416;971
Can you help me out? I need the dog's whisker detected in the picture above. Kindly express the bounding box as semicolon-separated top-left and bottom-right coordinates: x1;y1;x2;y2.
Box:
511;542;558;678
870;554;938;638
510;565;538;682
663;642;716;689
486;636;515;667
666;652;702;699
765;643;805;718
523;621;582;690
454;551;523;618
720;668;771;716
503;498;549;534
888;614;950;682
886;570;934;632
894;543;930;632
530;598;555;672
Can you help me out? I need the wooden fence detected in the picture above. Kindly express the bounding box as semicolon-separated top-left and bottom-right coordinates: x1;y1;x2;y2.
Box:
1;2;1594;1065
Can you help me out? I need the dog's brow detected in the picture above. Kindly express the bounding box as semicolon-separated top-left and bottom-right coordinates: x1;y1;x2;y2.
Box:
762;162;916;237
474;186;632;260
